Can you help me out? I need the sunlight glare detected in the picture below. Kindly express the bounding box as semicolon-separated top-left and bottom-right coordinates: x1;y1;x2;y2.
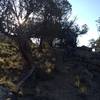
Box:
19;18;25;25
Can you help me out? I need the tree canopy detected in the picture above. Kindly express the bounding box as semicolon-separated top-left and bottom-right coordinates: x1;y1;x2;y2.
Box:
96;17;100;32
89;17;100;52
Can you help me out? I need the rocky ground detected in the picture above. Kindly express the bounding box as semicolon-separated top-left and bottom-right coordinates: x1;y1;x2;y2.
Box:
7;47;100;100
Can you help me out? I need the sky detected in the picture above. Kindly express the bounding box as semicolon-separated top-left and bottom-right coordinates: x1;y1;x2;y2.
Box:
69;0;100;46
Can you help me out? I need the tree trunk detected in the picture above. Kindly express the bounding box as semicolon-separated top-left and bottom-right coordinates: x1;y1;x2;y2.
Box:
15;36;36;92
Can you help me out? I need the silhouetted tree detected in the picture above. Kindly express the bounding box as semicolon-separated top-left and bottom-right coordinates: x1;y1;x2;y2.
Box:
89;18;100;52
55;19;88;48
96;17;100;32
0;0;72;90
0;0;88;91
88;17;100;52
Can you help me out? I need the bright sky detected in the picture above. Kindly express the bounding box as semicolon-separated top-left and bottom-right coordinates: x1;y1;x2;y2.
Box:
69;0;100;46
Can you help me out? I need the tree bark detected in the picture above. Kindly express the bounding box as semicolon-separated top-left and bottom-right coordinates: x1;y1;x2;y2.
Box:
15;35;36;92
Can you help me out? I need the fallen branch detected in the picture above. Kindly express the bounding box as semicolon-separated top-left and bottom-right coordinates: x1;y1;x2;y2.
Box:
15;64;36;92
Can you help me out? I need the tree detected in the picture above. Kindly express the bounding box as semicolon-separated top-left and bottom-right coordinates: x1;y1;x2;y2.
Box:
0;0;73;91
96;17;100;32
0;0;88;92
89;18;100;52
55;19;88;48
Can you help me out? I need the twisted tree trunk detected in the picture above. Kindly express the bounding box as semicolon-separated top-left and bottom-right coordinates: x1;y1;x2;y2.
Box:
15;35;36;92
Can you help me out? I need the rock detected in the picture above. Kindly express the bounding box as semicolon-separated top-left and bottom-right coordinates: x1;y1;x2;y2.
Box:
0;86;17;100
0;86;10;99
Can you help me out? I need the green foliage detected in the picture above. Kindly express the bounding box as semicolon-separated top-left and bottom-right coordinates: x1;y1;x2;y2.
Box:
0;38;24;69
32;46;56;74
0;37;23;91
74;75;88;94
0;36;56;90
